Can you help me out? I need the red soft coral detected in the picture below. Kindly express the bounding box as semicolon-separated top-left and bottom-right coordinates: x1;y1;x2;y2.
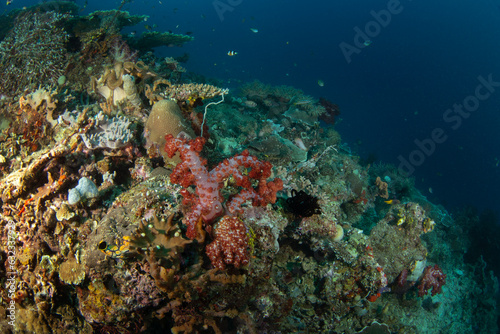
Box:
206;216;249;270
418;264;446;297
164;134;283;240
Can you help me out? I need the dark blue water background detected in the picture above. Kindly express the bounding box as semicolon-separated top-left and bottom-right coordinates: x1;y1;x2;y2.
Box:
4;0;500;219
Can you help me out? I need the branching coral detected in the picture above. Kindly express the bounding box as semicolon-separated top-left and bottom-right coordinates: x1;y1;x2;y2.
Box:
0;11;70;95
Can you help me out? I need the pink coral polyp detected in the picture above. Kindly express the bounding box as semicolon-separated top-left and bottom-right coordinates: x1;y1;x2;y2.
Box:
206;216;249;270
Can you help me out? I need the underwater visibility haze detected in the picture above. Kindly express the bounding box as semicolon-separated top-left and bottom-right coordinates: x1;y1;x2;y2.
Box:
0;0;499;333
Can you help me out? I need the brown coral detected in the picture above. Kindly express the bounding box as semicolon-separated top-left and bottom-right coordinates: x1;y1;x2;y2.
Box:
144;99;196;164
375;176;389;199
59;257;86;285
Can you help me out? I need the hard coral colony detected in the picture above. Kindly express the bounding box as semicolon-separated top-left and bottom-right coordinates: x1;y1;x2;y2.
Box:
0;2;495;334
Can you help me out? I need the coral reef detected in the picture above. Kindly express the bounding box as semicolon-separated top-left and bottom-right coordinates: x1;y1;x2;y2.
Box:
368;202;433;282
158;82;228;102
90;60;156;109
375;176;389;199
69;9;147;35
58;256;86;285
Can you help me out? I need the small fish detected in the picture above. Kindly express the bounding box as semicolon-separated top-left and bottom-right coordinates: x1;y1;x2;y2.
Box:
144;24;152;30
384;199;400;205
6;0;12;4
250;28;258;33
227;51;238;56
98;236;131;258
185;31;193;35
363;39;372;46
317;79;324;87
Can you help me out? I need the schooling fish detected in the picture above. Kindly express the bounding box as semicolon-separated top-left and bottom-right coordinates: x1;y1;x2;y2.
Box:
227;51;238;56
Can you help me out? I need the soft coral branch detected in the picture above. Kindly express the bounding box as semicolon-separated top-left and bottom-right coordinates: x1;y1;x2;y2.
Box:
164;134;283;239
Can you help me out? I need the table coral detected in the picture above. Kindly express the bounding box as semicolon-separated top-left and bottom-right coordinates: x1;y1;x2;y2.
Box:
128;31;194;51
159;82;228;102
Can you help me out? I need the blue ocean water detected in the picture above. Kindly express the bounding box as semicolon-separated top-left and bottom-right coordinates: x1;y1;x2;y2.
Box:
4;0;499;214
